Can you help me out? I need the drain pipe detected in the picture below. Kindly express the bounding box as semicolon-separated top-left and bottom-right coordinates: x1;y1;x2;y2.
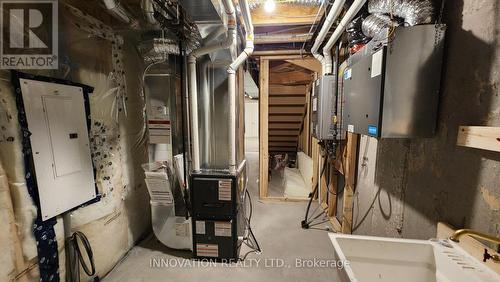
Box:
323;0;367;74
141;0;157;26
227;0;254;173
311;0;345;75
103;0;138;27
188;0;236;172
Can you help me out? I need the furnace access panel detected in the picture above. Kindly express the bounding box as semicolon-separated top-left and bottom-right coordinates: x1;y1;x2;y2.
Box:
343;24;446;138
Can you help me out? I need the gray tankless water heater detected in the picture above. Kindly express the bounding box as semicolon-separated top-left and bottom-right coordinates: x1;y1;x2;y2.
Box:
311;75;337;140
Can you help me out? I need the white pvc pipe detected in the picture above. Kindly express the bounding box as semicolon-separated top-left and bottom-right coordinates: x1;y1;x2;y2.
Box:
141;0;157;25
227;0;254;172
311;0;345;75
323;0;367;73
188;0;236;172
103;0;137;26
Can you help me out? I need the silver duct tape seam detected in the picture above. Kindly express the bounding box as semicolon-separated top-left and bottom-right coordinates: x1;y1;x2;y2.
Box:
368;0;434;26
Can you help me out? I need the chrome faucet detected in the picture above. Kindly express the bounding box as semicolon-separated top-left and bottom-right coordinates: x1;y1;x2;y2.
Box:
449;229;500;263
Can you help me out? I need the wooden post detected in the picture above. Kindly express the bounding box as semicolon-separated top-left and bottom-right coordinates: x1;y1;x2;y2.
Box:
327;166;337;217
341;132;359;234
311;137;319;196
259;59;269;199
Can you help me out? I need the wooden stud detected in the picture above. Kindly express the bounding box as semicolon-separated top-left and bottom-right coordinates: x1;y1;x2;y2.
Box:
341;133;359;234
259;59;269;199
457;126;500;152
327;166;337;217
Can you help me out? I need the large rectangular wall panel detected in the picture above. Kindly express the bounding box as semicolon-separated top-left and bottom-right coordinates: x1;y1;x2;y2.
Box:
20;78;95;220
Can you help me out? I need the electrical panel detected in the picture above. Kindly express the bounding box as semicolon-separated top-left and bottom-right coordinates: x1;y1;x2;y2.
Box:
343;24;446;138
19;78;96;220
311;75;337;140
190;169;245;260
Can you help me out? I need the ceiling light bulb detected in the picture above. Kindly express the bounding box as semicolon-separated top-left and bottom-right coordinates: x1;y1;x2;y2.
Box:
264;0;276;13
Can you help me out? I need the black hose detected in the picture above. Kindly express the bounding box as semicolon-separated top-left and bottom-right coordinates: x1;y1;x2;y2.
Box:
67;231;96;282
302;155;328;229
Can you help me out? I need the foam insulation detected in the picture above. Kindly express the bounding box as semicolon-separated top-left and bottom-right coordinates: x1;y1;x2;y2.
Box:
0;3;150;281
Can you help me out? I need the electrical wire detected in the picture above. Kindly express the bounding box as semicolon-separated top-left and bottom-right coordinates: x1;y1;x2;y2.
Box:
67;231;96;282
239;189;262;260
301;155;328;229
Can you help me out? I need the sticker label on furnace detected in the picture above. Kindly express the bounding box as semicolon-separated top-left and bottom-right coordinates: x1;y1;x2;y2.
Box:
214;221;232;237
218;180;232;201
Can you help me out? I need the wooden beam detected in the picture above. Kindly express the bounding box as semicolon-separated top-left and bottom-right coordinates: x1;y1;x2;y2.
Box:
251;4;322;27
457;126;500;152
285;59;322;73
259;59;269;199
256;54;313;61
255;33;312;44
252;50;306;56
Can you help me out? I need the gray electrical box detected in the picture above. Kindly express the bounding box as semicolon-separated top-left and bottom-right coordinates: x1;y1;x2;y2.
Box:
312;75;337;140
343;24;446;138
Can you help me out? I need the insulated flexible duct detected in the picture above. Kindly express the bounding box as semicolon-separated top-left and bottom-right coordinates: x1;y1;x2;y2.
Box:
368;0;434;26
361;13;398;39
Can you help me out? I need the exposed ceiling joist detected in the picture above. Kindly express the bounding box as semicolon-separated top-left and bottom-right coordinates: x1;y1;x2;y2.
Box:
251;4;323;27
255;33;312;44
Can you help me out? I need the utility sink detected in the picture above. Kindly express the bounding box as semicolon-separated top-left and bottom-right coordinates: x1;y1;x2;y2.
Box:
329;234;499;282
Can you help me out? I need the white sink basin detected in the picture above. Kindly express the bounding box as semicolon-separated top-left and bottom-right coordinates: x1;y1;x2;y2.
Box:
329;233;499;282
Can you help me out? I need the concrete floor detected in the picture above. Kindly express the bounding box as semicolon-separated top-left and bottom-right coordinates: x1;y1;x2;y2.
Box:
268;169;285;197
103;152;337;282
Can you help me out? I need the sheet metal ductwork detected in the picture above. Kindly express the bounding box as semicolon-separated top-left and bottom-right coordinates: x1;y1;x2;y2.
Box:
367;0;434;26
